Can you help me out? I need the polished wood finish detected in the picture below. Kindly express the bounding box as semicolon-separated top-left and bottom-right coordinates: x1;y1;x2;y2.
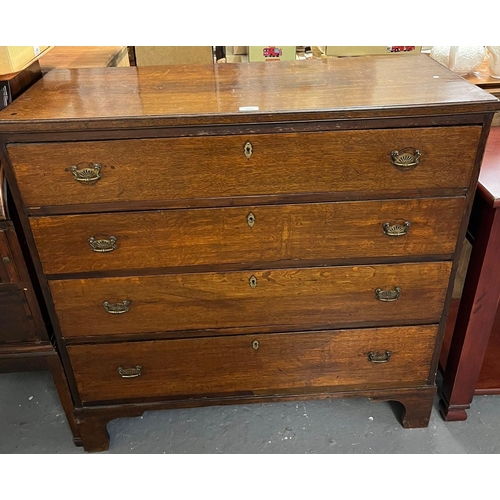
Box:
31;198;465;276
0;57;498;451
439;128;500;420
67;326;438;404
0;57;498;134
8;127;480;209
38;46;129;73
50;262;451;339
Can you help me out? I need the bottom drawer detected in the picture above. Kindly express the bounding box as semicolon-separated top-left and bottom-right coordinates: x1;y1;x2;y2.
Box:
67;325;438;404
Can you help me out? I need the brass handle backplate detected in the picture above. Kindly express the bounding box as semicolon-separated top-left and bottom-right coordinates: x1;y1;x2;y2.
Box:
390;148;421;169
375;287;401;302
117;365;142;378
367;351;392;363
103;299;131;314
89;236;117;252
244;141;253;159
382;221;411;237
70;163;102;183
249;275;258;288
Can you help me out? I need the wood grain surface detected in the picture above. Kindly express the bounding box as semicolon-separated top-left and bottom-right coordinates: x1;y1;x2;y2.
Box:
67;325;439;403
31;197;465;276
49;262;452;338
8;126;480;208
0;56;498;133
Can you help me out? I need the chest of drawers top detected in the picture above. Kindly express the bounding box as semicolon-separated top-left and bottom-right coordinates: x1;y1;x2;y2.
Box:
0;55;498;134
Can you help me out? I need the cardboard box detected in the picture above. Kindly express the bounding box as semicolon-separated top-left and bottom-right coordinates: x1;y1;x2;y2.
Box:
248;46;296;62
325;46;421;57
225;55;249;63
0;46;51;75
226;46;248;56
135;46;214;66
1;60;42;110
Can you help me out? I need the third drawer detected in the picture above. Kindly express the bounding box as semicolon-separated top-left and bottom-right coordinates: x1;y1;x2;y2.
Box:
49;262;452;339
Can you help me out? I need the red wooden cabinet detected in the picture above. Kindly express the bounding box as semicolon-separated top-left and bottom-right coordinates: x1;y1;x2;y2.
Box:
439;127;500;420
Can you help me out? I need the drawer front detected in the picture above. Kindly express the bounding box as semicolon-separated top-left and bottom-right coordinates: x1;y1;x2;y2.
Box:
50;262;452;338
67;325;439;404
9;126;480;208
31;197;465;275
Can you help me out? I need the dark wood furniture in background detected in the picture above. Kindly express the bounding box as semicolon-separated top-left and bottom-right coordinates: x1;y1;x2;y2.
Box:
0;59;78;441
439;126;500;420
0;165;79;439
0;56;498;452
0;60;42;111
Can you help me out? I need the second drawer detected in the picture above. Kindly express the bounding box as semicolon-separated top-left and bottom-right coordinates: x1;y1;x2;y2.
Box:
31;197;465;275
49;262;452;338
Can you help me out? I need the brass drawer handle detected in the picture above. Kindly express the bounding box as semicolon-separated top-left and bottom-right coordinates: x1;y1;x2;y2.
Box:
244;141;253;159
367;351;392;363
117;365;142;378
382;221;411;237
390;148;421;169
103;299;131;314
375;287;401;302
88;235;117;252
70;162;102;183
249;275;258;288
247;212;256;228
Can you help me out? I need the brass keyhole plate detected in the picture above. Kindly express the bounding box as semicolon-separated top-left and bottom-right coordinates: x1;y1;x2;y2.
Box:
244;141;253;159
249;275;258;288
247;212;256;228
252;340;260;350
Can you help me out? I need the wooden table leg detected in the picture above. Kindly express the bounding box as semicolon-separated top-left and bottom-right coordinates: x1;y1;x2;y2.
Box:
439;198;500;421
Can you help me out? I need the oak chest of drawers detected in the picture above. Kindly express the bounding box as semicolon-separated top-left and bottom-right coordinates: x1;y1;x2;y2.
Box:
0;55;498;452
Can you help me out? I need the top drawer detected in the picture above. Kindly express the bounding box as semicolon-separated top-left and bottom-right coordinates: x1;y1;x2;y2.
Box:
8;126;480;209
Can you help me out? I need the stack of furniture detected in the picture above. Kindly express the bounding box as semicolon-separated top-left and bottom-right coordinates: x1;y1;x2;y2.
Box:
0;55;498;452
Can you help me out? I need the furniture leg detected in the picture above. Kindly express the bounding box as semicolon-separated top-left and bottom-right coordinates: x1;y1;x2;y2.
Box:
370;386;436;428
76;414;111;453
